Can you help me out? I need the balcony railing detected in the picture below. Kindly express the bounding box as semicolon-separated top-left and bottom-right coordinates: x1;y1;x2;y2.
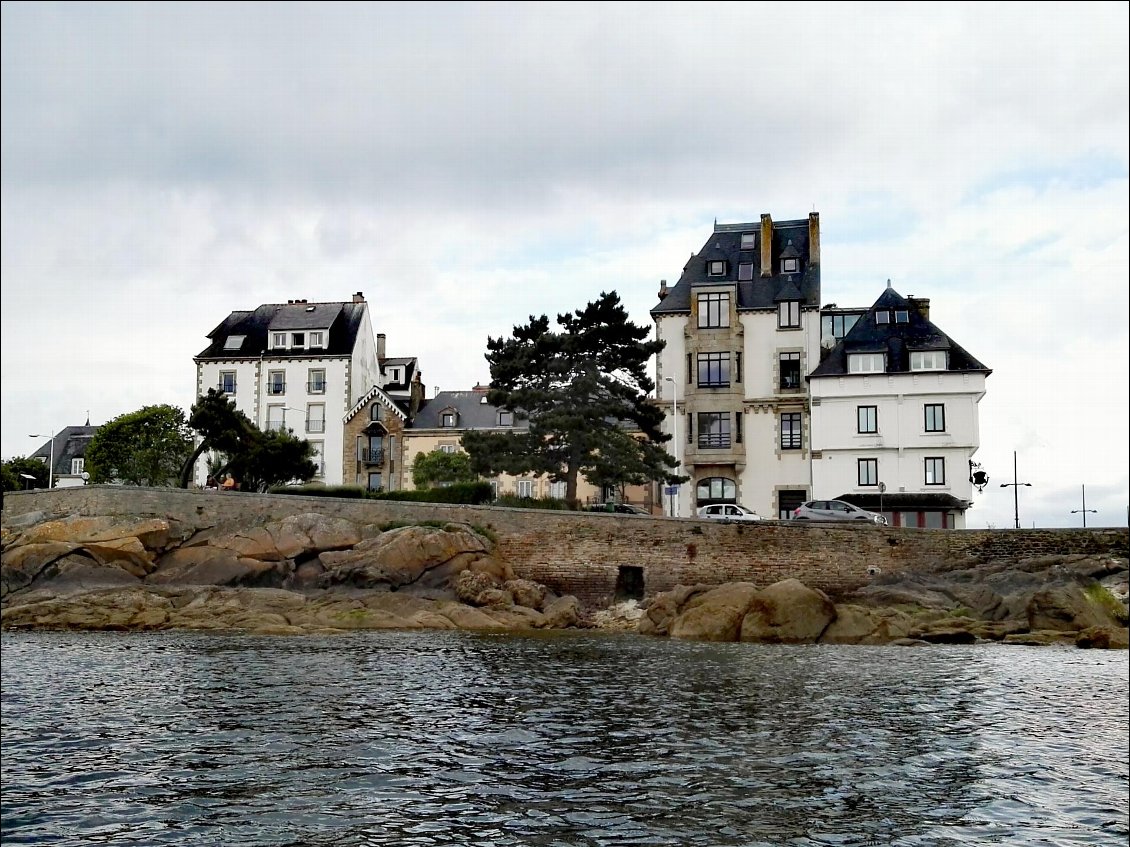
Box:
360;448;384;464
307;381;326;393
306;419;325;433
698;433;732;449
268;383;286;395
217;383;236;394
266;420;287;432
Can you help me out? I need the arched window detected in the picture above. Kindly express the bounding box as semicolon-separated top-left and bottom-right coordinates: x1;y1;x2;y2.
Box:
696;477;736;505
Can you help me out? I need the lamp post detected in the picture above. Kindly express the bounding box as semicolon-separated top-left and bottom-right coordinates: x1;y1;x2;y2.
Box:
1071;484;1097;528
999;450;1031;529
664;376;680;517
29;433;55;489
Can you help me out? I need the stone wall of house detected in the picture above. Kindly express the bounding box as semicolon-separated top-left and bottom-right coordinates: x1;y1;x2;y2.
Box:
4;487;1126;608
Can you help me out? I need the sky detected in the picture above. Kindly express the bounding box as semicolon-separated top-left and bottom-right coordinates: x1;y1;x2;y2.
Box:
2;2;1127;529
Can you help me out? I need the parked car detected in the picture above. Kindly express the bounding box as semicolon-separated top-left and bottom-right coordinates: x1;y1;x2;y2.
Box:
588;503;650;515
696;503;762;522
791;499;887;525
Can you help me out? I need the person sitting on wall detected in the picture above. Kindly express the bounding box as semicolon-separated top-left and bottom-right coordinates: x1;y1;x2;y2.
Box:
221;474;237;491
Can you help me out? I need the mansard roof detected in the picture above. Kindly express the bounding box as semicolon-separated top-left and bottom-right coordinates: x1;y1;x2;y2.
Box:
195;299;368;360
651;216;821;316
810;286;991;377
410;390;531;430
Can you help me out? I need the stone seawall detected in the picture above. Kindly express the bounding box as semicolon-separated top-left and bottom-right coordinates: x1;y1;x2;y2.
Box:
4;487;1127;608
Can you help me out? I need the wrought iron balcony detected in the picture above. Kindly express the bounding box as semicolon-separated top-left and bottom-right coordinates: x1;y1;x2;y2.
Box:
268;384;286;395
307;381;326;394
306;419;325;433
360;448;384;465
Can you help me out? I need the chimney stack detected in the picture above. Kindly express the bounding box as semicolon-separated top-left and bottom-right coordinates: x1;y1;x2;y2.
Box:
376;333;386;360
657;279;668;300
808;212;820;266
760;213;774;277
909;297;930;321
353;291;365;303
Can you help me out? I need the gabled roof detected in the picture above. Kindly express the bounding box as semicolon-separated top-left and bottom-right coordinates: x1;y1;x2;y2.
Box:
343;385;410;424
30;426;99;475
651;217;820;315
410;390;530;430
195;300;368;360
810;286;991;377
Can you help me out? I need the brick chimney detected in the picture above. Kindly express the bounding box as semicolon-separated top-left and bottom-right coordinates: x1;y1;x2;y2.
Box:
353;291;365;303
760;213;773;277
908;297;930;321
808;212;820;266
376;333;386;360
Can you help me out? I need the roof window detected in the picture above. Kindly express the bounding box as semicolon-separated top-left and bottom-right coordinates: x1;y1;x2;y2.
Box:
223;335;245;350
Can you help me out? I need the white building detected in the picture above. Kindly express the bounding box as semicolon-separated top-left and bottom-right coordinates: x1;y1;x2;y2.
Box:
651;214;823;520
808;284;991;528
192;293;381;486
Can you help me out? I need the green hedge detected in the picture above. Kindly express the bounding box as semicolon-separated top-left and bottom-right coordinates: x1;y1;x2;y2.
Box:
268;484;367;498
492;494;575;511
372;481;494;505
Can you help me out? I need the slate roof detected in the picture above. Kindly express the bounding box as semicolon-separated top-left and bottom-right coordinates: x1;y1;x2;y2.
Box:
195;300;368;359
411;391;530;430
650;217;820;315
810;286;991;377
30;426;99;476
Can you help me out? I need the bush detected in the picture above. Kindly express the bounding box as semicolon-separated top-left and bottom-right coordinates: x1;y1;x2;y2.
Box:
370;481;494;505
493;494;575;511
268;484;367;499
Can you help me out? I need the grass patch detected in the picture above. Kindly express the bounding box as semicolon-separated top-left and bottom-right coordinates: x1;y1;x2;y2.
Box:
1084;583;1129;625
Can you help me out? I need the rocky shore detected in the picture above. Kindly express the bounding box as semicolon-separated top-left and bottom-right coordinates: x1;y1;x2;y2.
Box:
2;508;1127;648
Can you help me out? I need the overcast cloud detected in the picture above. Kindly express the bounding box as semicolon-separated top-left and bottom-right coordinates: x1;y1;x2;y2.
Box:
2;1;1127;529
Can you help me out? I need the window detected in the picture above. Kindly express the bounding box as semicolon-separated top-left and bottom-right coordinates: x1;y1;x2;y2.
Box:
309;331;325;348
696;477;736;504
895;310;909;323
911;350;947;371
858;405;878;434
71;458;85;475
735;352;742;384
309;441;324;478
549;481;567;500
439;444;457;454
291;332;305;347
697;352;730;387
368;472;382;492
778;301;800;329
223;335;245;350
698;292;730;328
780;412;802;450
738;262;754;281
697;412;731;449
821;314;859;340
858;458;878;486
498;411;513;427
389;368;402;384
268;371;286;395
924;403;946;432
778;489;806;522
876;310;890;324
925;457;945;485
308;369;326;394
740;233;755;249
516;479;535;498
370;403;383;422
306;403;325;434
266;405;285;432
272;332;287;348
441;411;456;427
708;260;726;276
848;353;885;373
781;257;799;273
219;371;237;394
779;352;801;389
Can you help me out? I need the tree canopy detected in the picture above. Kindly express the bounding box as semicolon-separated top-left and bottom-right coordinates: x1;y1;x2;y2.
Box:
411;449;477;488
85;405;195;486
1;456;50;492
462;290;682;505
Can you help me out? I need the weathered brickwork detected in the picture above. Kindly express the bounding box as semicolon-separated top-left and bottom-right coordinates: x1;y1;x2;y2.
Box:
5;487;1126;608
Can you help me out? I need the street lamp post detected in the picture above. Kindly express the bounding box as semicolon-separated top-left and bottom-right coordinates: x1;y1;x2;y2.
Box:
664;377;680;517
999;450;1032;529
28;433;55;490
1071;484;1097;528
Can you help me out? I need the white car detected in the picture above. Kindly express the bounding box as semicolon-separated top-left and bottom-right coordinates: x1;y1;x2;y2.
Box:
696;503;762;522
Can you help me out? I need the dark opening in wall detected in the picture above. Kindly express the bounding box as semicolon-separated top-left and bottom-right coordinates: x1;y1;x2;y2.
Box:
615;565;644;601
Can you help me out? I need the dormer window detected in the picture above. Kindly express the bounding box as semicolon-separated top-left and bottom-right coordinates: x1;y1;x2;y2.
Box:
272;332;287;348
291;332;305;347
781;257;799;273
849;353;886;373
738;262;754;281
740;233;755;249
498;411;513;427
441;411;457;427
309;331;325;347
708;260;726;276
911;351;947;371
224;335;245;350
389;368;402;384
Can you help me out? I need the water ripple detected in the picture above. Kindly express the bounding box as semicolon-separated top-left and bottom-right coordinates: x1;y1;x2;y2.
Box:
2;632;1127;846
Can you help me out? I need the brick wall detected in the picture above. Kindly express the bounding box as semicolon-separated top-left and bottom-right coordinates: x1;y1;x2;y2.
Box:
4;487;1126;608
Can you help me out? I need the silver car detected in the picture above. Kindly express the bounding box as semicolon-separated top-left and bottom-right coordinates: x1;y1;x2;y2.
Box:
696;503;762;522
791;499;887;525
